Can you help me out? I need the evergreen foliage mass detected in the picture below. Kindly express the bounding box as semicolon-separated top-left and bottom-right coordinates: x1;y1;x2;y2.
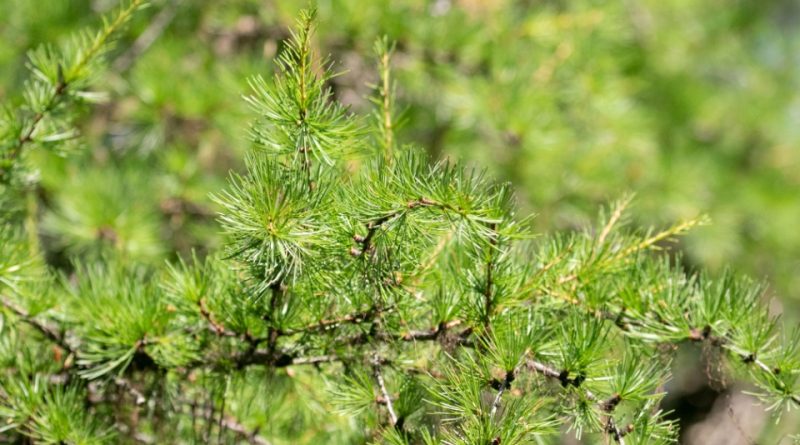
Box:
1;3;799;444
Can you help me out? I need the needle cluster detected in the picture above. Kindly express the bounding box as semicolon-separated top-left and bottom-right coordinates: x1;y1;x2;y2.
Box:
0;5;798;445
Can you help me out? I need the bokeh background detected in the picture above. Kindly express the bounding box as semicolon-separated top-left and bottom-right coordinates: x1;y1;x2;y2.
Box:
2;0;799;443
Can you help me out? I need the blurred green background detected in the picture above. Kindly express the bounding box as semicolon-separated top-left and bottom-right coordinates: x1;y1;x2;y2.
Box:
2;0;799;442
6;0;798;303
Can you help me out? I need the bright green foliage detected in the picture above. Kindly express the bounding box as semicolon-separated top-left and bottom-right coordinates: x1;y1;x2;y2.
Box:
245;9;357;173
0;377;113;444
68;263;198;379
2;0;799;305
214;155;333;286
0;0;146;184
1;4;800;445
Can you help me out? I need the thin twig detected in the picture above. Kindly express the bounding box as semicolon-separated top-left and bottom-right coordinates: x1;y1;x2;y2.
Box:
217;375;229;444
373;361;398;426
114;0;182;72
198;298;237;337
186;396;273;445
114;376;147;405
376;38;395;161
489;370;514;421
608;216;707;264
0;295;70;352
526;358;629;444
483;222;498;331
399;319;463;341
597;195;633;247
220;416;272;445
526;359;561;379
582;300;800;408
1;0;145;180
353;198;439;257
235;350;339;368
281;305;392;335
606;417;627;445
264;281;284;361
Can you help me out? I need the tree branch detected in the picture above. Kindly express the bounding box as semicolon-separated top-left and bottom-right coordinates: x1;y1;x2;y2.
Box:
113;376;147;406
235;350;340;369
585;302;800;408
114;0;182;72
220;415;272;445
489;369;515;421
526;358;628;443
399;319;463;341
281;305;392;336
1;0;146;181
0;295;70;353
198;298;238;337
353;198;439;257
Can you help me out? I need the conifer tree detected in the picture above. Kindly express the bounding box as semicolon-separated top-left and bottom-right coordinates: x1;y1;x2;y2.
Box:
1;4;799;444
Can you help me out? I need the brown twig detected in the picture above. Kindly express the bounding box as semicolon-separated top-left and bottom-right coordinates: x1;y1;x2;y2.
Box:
352;198;440;257
281;305;391;335
198;298;237;337
526;358;628;444
263;281;285;361
235;350;340;369
114;376;147;406
1;0;145;181
220;415;272;445
0;295;70;352
399;319;463;341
